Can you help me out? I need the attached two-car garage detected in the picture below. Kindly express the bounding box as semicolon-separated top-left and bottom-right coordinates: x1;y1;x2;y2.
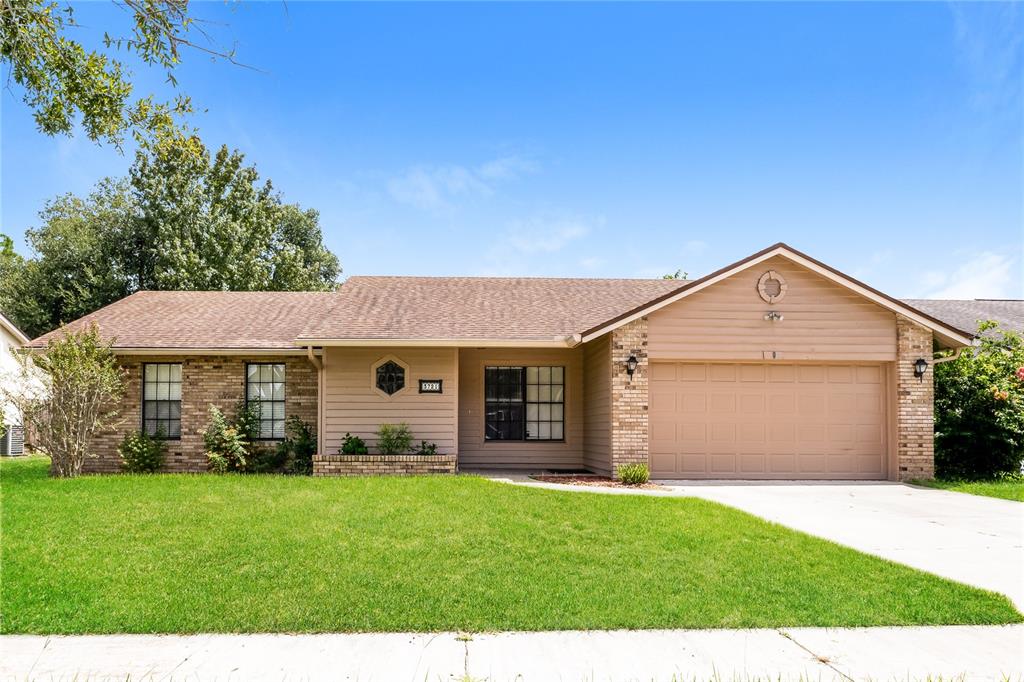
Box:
648;361;888;479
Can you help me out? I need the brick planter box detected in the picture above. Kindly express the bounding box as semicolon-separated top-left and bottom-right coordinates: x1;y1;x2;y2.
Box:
313;453;457;477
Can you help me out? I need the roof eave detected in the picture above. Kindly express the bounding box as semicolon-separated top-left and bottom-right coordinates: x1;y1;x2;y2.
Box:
294;337;577;348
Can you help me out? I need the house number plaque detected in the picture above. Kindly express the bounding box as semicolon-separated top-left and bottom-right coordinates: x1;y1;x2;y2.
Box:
419;379;443;394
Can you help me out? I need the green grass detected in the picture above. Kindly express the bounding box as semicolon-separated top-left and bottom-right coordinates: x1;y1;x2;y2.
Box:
913;477;1024;502
1;456;1020;634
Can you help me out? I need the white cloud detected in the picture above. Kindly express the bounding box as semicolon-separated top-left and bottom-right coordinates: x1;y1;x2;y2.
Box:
505;217;590;254
579;256;605;270
923;251;1020;299
386;154;538;211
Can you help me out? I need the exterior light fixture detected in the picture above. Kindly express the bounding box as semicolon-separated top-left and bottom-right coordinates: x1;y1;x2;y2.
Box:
914;358;929;382
763;311;784;322
625;354;639;379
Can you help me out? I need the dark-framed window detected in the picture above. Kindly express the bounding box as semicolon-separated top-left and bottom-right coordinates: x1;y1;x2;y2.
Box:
485;366;564;441
247;363;286;439
143;363;181;439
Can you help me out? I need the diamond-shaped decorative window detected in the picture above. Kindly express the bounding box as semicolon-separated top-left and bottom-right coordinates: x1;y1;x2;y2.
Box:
375;360;406;396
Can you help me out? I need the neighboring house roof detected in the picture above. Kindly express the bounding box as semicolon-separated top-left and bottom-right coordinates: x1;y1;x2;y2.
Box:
28;291;340;351
296;277;684;345
900;299;1024;336
0;312;29;346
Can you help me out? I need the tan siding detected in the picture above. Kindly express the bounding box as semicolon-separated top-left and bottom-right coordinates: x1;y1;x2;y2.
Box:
648;256;897;361
323;347;458;454
582;334;612;475
458;347;584;470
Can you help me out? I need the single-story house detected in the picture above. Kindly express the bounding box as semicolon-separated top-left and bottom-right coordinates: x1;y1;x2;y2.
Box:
1;311;30;455
28;243;985;481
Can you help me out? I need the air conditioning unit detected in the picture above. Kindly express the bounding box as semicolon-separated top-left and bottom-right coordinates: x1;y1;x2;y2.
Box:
1;424;24;456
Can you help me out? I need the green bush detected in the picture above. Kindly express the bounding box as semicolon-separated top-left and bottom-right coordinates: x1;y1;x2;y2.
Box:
203;405;248;473
376;422;413;455
248;445;288;474
340;432;368;455
279;416;316;475
235;399;262;443
617;462;650;485
414;440;437;455
935;322;1024;480
118;429;166;473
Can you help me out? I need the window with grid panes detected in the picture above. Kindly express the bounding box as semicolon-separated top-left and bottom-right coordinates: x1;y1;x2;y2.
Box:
246;363;286;439
484;366;564;441
142;363;181;438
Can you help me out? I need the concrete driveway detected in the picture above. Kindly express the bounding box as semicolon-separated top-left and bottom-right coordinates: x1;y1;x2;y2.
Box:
659;481;1024;610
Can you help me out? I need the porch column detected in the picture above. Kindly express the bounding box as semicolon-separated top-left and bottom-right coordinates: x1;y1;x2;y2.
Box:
895;314;935;481
610;316;649;478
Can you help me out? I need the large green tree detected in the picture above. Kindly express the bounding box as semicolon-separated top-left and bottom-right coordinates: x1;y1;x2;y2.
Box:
1;0;240;146
3;133;341;338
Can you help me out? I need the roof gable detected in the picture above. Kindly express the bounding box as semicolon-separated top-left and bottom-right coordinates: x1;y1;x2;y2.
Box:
580;243;975;348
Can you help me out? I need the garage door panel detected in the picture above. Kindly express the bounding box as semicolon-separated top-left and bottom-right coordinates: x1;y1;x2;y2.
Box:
650;362;887;480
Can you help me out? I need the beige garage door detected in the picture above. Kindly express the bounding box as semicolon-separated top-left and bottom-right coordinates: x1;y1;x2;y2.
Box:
649;362;887;479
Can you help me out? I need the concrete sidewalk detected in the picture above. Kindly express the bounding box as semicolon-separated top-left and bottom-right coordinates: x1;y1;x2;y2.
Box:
2;625;1022;681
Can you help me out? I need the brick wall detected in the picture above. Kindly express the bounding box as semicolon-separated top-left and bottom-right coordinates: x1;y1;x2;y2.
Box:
313;453;457;476
896;315;935;481
82;354;318;474
610;317;649;478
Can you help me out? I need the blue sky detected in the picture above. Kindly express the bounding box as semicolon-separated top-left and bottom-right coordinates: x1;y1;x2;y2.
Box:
2;1;1022;298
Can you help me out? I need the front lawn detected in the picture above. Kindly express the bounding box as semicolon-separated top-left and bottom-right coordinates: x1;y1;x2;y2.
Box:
1;456;1019;634
913;478;1024;502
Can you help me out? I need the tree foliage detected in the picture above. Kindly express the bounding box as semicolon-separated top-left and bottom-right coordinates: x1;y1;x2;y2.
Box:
2;133;341;338
0;323;125;477
934;321;1024;480
1;0;239;146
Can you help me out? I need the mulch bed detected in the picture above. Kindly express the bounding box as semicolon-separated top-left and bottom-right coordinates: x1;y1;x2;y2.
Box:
530;474;665;490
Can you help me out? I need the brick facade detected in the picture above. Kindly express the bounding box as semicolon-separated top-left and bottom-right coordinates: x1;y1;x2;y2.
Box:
610;317;649;478
895;315;935;481
82;355;318;474
313;453;457;476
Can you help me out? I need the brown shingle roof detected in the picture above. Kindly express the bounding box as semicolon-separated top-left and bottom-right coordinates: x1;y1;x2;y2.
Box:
29;291;340;350
297;277;685;342
900;299;1024;335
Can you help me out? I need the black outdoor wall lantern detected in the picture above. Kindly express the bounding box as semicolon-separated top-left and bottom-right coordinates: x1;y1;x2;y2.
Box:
913;358;929;382
625;354;639;379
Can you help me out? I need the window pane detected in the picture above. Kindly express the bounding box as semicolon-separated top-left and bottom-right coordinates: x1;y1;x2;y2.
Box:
526;385;538;402
168;383;181;400
169;402;181;419
272;382;285;400
145;365;157;381
551;422;563;440
156;383;169;400
526;403;538;421
272;403;284;420
526;421;538;439
272;364;285;382
169;365;181;382
526;366;539;383
538;422;551;440
156;402;169;419
247;384;260;400
247;364;260;380
167;420;181;438
272;421;285;439
144;419;158;435
144;383;157;400
539;403;551;421
157;364;169;382
552;386;564;402
260;421;273;439
538;385;551;402
552;403;563;421
538;366;551;384
260;365;272;382
552;367;564;384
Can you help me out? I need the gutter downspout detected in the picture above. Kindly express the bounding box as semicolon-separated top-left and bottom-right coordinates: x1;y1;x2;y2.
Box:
306;346;324;457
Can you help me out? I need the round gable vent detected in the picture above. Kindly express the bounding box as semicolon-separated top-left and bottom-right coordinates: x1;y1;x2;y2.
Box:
757;270;788;304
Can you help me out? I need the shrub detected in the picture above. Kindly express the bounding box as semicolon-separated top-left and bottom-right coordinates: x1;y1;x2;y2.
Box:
339;432;368;455
376;422;413;455
935;322;1024;480
617;462;650;485
203;405;248;473
235;399;262;443
279;416;316;475
248;445;287;474
414;440;437;455
0;323;125;477
118;429;166;473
